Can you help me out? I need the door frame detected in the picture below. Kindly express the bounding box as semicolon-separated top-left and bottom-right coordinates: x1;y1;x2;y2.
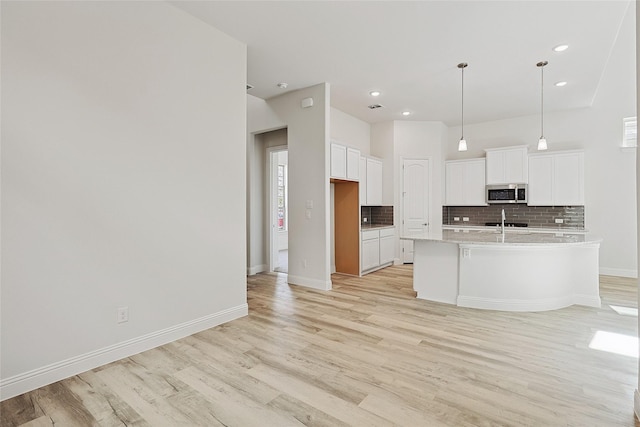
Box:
401;156;432;263
266;145;288;272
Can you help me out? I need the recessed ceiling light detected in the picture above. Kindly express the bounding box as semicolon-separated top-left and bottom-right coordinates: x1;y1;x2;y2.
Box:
370;91;381;97
553;44;569;52
555;81;568;87
402;111;411;116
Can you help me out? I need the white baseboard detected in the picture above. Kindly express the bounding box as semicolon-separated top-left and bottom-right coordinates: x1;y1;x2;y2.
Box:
287;274;332;291
0;304;248;401
247;264;267;275
634;389;640;422
600;267;638;278
456;295;586;312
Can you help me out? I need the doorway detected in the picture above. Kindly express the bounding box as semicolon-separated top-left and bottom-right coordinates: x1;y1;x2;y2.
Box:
268;148;288;273
402;158;430;263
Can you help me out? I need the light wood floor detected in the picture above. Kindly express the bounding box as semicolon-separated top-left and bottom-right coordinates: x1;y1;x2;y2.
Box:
2;266;640;426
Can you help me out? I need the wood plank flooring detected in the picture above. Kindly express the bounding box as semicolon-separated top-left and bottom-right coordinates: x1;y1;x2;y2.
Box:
2;266;640;426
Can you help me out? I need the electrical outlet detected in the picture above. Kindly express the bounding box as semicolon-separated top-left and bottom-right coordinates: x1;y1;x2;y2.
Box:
302;259;307;268
462;217;470;222
363;217;368;223
555;218;564;224
453;217;460;221
117;307;129;324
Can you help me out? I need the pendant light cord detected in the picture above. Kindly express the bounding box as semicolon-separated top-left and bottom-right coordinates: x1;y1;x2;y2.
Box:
458;62;468;140
537;60;548;139
461;65;464;139
540;64;544;138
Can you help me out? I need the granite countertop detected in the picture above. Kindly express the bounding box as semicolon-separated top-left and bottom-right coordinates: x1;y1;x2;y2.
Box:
401;227;601;246
360;224;395;230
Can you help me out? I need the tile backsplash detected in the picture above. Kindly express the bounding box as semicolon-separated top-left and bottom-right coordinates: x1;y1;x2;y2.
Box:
362;206;394;226
443;205;584;229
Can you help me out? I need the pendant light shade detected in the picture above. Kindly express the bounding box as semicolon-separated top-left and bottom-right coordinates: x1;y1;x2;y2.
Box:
537;61;548;151
458;62;468;152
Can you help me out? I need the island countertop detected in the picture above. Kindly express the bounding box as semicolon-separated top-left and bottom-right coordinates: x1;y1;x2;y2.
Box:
401;228;602;246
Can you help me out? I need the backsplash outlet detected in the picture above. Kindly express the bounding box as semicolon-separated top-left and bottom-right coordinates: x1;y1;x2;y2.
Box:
362;206;393;227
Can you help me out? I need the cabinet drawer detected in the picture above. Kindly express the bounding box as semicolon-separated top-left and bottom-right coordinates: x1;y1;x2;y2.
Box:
362;229;380;241
379;227;395;238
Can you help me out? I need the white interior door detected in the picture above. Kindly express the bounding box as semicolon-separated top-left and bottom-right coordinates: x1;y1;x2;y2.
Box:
267;148;288;272
402;158;430;263
268;151;279;272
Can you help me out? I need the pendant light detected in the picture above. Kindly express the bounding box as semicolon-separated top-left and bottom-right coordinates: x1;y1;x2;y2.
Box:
537;61;548;151
458;62;468;152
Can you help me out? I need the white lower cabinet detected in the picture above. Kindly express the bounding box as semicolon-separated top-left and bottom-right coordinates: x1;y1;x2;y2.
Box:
361;227;395;274
379;228;395;264
361;236;380;272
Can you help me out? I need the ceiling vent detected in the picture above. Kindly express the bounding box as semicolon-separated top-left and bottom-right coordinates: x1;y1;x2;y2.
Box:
246;84;254;91
368;104;384;109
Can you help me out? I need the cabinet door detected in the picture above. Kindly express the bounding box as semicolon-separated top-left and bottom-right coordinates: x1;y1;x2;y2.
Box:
504;148;528;183
359;157;367;205
445;162;464;205
330;143;347;179
361;238;380;271
366;158;383;205
379;235;395;265
486;147;528;184
528;156;553;206
554;152;584;205
464;159;486;206
485;151;505;185
346;148;360;181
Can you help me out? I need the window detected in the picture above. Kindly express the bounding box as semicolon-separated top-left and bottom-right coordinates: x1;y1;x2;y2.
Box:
277;164;287;231
622;117;637;148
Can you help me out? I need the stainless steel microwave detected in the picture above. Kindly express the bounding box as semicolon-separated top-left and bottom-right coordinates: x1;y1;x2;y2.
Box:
486;184;527;204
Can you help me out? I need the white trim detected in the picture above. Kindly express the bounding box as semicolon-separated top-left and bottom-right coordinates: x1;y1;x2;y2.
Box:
634;389;640;422
456;295;600;312
0;304;248;401
266;145;288;273
599;267;638;278
288;274;332;291
247;264;268;276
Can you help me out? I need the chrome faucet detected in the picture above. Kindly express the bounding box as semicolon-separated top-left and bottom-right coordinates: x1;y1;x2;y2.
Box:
501;208;506;234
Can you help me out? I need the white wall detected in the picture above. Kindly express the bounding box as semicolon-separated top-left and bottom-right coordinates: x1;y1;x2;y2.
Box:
393;122;447;233
330;107;371;155
1;2;248;399
246;97;286;275
371;121;395;205
446;5;637;277
636;0;640;414
370;121;447;263
246;128;287;274
248;85;332;290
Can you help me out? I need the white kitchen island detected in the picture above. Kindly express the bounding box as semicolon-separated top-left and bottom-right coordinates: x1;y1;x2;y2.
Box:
401;228;602;312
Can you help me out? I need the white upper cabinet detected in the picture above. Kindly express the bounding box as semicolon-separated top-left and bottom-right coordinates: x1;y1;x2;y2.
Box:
365;157;383;205
359;156;367;205
445;158;486;206
330;142;360;181
346;148;360;181
528;151;584;206
485;146;528;184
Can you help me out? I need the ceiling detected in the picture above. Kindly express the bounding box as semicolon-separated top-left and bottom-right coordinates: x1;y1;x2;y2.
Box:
171;1;633;126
